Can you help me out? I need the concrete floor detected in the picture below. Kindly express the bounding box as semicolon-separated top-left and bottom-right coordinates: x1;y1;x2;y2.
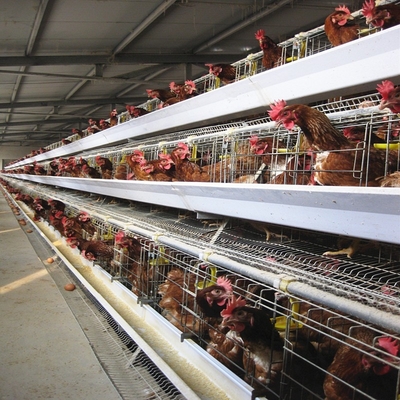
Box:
0;193;121;400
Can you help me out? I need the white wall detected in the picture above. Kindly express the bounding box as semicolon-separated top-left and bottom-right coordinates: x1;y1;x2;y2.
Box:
0;144;48;169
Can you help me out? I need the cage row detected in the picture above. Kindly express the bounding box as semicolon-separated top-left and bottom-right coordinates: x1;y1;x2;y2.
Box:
2;178;399;400
4;104;400;187
3;173;400;304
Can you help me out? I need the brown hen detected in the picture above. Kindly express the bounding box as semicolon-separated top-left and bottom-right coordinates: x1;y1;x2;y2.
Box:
324;5;359;46
254;29;282;70
170;143;210;182
324;328;399;400
205;63;236;85
362;0;400;30
221;296;284;394
158;267;200;333
269;101;399;186
95;156;113;179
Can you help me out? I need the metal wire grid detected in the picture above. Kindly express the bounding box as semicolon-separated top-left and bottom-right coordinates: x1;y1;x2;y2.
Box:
87;296;187;400
8;94;390;180
21;102;398;186
149;248;204;336
118;242;400;400
279;299;400;400
94;216;400;315
3;179;400;399
207;236;400;314
123;92;385;148
7;177;400;319
314;94;383;114
112;235;161;298
82;94;390;154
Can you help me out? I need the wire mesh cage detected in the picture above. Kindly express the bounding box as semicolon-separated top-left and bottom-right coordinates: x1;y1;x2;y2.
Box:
141;243;400;400
2;175;400;399
5;176;400;319
13;99;399;188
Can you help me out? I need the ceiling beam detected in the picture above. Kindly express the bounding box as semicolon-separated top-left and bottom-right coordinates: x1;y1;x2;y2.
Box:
3;0;52;133
0;68;168;85
192;0;293;53
116;67;172;97
0;130;68;136
44;1;179;125
0;110;96;119
0;97;147;110
0;118;86;127
112;0;177;55
26;0;50;56
0;139;56;144
0;53;241;67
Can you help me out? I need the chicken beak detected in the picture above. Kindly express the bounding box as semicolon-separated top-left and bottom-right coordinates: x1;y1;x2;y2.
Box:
206;296;214;306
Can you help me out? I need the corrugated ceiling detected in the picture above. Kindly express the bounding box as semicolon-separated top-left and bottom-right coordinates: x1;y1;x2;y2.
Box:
0;0;365;147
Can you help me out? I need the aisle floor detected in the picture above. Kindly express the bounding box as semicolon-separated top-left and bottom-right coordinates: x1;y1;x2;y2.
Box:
0;194;121;400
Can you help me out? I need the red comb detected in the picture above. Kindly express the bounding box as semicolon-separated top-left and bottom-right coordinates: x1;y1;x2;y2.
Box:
78;211;90;220
376;80;395;100
158;153;169;160
169;82;176;90
216;276;232;292
381;284;396;296
255;29;265;40
362;0;375;18
342;127;352;138
335;4;351;14
377;337;399;356
268;100;287;121
177;142;189;151
221;296;247;319
55;210;64;218
185;80;196;88
115;231;125;242
66;237;77;248
249;135;259;146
